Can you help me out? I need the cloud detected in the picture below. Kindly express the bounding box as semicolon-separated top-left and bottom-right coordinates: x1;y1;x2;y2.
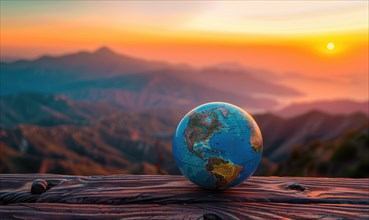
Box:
181;1;368;34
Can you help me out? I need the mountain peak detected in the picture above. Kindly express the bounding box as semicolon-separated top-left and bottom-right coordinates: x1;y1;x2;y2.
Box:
94;46;116;55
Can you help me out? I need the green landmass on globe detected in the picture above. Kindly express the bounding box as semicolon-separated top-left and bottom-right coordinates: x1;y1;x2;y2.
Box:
205;156;243;189
173;102;263;190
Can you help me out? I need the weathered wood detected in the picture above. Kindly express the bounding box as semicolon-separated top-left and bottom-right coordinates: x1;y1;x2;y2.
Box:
0;174;368;219
1;203;368;219
1;174;368;205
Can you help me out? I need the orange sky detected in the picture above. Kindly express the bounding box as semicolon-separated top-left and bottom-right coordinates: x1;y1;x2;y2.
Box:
1;1;368;102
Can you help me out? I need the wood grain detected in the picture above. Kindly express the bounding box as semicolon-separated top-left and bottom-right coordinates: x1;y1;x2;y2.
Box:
1;174;368;219
1;203;368;219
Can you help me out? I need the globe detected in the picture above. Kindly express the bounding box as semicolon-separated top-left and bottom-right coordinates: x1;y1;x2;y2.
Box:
172;102;263;190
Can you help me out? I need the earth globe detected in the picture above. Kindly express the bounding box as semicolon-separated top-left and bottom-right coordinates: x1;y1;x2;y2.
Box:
172;102;263;190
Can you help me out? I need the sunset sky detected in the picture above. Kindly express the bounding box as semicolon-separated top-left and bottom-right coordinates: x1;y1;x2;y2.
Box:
1;1;368;102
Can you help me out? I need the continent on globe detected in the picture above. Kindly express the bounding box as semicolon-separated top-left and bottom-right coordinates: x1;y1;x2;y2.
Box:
173;102;263;190
184;110;223;159
205;156;243;188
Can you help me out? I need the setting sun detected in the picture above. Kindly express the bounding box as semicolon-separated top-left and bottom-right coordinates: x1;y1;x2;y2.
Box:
327;42;335;50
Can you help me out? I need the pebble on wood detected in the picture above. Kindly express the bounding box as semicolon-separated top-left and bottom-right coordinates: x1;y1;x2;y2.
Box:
286;183;306;191
31;179;49;194
199;213;223;220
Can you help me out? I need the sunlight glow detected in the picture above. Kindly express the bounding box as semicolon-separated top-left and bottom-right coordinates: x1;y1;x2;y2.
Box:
327;42;335;50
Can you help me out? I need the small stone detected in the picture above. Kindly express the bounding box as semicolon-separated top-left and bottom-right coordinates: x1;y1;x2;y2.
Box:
31;179;49;194
286;183;306;191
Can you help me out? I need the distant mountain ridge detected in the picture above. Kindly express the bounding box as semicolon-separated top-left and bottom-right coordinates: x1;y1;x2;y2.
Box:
1;46;303;111
276;99;369;117
0;93;116;128
0;47;169;94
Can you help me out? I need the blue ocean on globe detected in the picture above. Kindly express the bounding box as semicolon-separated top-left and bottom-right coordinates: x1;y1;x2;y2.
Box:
172;102;263;190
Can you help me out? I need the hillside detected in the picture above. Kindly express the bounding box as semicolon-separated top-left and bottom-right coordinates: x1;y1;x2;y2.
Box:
274;126;369;177
0;112;179;175
254;111;369;162
0;93;116;128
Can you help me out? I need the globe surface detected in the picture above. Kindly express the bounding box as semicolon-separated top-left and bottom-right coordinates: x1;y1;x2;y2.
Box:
173;102;263;190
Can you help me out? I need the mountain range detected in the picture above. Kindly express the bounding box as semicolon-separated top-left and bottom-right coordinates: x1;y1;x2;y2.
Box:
276;99;368;117
1;93;367;176
1;47;368;177
1;47;304;112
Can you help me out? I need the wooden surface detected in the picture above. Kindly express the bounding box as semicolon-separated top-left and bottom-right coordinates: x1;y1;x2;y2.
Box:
0;174;368;219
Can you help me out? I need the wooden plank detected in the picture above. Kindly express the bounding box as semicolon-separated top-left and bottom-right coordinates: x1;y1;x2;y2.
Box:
1;175;368;219
1;203;368;219
1;174;368;205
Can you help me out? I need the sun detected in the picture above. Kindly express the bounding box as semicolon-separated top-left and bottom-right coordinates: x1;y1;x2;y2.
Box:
327;42;335;51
